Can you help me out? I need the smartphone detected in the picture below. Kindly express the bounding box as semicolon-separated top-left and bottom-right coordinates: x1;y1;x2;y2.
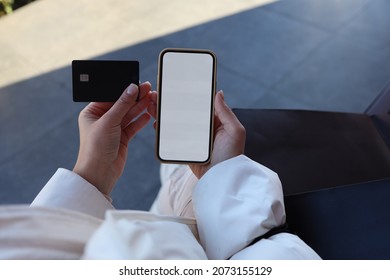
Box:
156;48;217;164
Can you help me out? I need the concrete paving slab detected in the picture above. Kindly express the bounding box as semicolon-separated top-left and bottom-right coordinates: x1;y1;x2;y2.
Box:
263;0;373;31
217;65;269;109
254;88;314;110
161;6;331;87
339;0;390;47
0;76;83;163
0;132;76;204
272;34;390;112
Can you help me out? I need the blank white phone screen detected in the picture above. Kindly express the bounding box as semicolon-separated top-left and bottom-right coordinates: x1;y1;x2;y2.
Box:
158;51;215;162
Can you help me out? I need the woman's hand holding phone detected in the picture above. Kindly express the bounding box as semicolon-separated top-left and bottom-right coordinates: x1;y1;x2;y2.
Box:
148;90;246;179
188;90;246;178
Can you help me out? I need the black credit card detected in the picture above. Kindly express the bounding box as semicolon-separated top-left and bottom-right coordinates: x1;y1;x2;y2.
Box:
72;60;139;102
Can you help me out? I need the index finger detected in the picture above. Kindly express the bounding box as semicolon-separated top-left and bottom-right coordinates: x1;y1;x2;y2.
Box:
103;83;139;124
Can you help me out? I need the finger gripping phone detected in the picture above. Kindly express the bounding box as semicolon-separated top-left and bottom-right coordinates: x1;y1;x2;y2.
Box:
156;48;217;164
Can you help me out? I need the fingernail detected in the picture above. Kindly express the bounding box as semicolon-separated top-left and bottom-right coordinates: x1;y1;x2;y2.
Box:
218;90;225;100
126;83;138;96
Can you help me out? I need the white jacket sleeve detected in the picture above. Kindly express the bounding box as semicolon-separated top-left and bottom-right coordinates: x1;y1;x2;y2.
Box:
31;168;114;219
193;155;321;260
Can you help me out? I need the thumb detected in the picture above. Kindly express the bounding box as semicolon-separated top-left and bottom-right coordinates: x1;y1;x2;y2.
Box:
214;90;239;128
104;84;139;124
214;90;246;141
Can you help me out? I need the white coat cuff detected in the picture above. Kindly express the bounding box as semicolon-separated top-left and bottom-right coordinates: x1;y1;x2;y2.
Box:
31;168;114;219
193;155;286;259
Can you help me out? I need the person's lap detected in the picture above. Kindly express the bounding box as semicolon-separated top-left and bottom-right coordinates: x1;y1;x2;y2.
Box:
150;164;198;219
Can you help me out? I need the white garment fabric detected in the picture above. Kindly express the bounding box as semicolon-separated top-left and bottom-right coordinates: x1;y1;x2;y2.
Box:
150;162;198;218
83;211;207;260
0;155;320;259
31;168;114;219
0;206;101;259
